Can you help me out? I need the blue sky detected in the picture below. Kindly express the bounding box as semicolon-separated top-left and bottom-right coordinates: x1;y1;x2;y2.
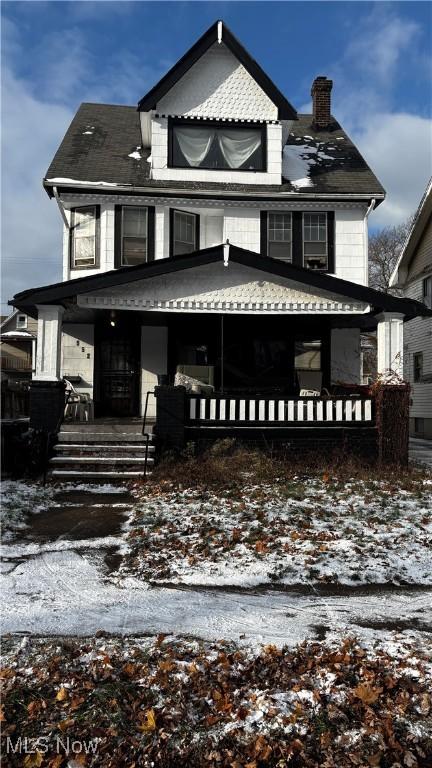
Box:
1;1;431;309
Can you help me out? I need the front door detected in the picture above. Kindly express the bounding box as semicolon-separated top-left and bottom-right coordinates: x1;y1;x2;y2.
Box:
96;322;140;417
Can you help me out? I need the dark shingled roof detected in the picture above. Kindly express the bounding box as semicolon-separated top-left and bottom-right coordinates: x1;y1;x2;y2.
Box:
44;103;385;199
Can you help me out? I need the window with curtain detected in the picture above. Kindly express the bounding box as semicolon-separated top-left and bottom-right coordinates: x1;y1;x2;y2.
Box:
71;206;98;268
121;206;148;265
268;212;292;261
303;213;328;270
171;122;265;171
172;210;199;256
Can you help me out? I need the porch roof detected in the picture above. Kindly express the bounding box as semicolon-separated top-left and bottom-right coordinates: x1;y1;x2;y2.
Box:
10;244;431;320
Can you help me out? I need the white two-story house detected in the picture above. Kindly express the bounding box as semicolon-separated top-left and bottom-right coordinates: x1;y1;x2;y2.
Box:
11;20;429;435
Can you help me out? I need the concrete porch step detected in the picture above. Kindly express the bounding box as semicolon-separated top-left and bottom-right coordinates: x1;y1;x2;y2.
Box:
57;432;151;444
48;469;150;481
60;422;153;435
53;443;155;456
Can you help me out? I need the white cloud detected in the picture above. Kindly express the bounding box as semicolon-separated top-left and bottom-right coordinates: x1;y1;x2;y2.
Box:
352;112;432;229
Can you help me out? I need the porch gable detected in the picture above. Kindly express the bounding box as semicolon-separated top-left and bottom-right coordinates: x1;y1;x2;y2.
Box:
77;261;369;315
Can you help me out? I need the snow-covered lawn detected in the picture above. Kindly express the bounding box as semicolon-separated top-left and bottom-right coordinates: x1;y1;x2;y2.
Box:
1;634;431;767
123;477;432;588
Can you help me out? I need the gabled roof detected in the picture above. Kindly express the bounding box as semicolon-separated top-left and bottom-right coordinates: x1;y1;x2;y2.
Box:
137;20;297;120
43;105;385;200
390;179;432;287
11;244;429;319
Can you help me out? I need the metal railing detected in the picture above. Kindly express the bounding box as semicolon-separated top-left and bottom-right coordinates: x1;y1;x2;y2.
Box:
142;390;155;479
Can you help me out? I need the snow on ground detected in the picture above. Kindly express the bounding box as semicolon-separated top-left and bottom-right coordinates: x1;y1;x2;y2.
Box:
1;481;127;541
1;546;431;648
123;478;432;588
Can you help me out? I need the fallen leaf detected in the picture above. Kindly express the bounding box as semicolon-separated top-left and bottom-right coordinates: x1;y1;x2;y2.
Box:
353;682;383;704
138;708;156;732
24;752;43;767
55;687;68;702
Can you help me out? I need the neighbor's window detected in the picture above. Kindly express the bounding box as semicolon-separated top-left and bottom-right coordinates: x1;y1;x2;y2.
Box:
121;207;148;265
423;276;432;308
413;352;423;383
414;418;425;436
171;210;199;256
268;213;292;261
171;121;265;171
303;213;328;270
16;314;28;330
71;206;98;268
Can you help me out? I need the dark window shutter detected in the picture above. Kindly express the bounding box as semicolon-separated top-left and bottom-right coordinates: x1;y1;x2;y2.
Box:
260;211;268;256
94;205;101;267
327;211;335;273
147;206;155;262
114;205;122;268
292;211;303;267
195;213;200;252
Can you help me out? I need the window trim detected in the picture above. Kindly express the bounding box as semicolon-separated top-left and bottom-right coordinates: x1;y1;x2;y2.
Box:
423;276;432;308
69;205;100;270
16;314;28;330
260;211;293;262
168;117;267;173
413;351;423;383
169;208;200;258
261;210;335;272
114;205;155;267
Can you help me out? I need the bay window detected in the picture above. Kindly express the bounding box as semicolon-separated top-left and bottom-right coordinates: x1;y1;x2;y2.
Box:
170;209;200;256
170;120;266;171
303;213;328;270
70;206;99;269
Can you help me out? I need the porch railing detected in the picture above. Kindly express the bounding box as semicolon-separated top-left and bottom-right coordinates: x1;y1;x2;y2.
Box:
187;395;374;425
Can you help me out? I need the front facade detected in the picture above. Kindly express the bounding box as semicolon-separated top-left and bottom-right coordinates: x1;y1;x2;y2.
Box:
10;21;430;430
390;181;432;439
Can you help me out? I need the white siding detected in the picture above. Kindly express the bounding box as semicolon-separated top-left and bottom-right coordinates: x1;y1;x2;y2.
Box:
334;208;367;285
404;281;432;421
331;328;361;384
156;42;278;121
61;324;94;396
151;118;282;185
224;208;261;252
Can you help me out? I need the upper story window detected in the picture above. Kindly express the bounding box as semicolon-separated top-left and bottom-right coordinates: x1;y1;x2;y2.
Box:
114;205;155;267
169;120;266;171
303;213;328;270
423;276;432;308
268;213;292;261
16;314;28;330
170;209;200;256
70;206;99;269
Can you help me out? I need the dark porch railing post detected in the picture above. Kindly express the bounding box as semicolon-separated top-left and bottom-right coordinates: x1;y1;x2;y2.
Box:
154;385;186;451
220;314;224;394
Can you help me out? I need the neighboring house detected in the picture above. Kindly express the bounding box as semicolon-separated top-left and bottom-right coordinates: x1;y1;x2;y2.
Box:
1;310;37;381
390;180;432;439
9;20;430;433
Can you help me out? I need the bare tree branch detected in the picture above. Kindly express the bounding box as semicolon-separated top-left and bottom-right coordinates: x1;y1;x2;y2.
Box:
368;215;414;293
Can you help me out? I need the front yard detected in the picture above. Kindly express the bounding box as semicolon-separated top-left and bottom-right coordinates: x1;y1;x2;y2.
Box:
1;452;432;766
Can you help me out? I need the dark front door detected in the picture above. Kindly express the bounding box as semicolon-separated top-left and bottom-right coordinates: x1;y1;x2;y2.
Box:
96;323;140;417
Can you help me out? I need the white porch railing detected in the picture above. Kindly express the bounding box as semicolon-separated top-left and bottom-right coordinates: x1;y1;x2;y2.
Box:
187;395;374;425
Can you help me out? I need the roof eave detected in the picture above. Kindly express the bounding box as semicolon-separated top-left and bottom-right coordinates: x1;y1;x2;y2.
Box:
389;178;432;287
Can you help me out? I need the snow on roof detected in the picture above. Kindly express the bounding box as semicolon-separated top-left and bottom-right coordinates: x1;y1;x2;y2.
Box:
1;330;34;338
282;141;344;190
46;178;122;187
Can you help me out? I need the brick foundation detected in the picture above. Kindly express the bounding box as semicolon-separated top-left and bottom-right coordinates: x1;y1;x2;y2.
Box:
29;380;66;433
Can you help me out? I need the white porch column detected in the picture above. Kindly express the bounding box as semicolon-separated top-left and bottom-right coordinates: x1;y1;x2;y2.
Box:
376;312;404;380
34;304;64;380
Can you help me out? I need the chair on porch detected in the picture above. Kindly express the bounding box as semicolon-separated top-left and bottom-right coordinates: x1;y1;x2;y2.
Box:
297;370;323;397
63;379;94;422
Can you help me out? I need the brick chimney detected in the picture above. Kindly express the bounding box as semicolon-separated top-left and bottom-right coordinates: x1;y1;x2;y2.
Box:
311;76;333;129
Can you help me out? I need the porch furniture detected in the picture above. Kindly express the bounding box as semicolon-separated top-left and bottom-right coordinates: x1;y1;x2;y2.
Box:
63;380;94;422
297;370;323;397
176;364;215;387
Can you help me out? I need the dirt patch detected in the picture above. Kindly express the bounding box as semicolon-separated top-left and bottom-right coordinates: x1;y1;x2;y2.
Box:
53;490;134;505
24;503;130;542
354;617;432;634
149;580;432;598
104;546;124;573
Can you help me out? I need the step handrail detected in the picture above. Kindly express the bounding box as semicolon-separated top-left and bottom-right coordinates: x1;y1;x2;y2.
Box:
142;389;156;480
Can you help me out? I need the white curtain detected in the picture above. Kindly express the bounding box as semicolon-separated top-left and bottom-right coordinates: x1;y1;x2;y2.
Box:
218;128;262;169
175;126;214;167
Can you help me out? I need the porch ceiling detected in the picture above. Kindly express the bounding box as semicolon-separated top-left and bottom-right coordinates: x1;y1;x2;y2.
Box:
11;243;431;320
